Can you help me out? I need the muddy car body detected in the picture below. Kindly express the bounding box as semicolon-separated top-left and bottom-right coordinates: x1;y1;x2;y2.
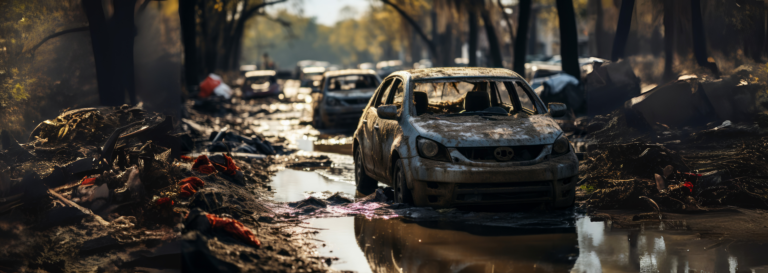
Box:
311;69;381;129
353;67;578;208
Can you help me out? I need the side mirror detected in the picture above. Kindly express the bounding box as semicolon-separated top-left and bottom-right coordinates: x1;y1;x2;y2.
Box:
548;102;567;118
377;105;399;120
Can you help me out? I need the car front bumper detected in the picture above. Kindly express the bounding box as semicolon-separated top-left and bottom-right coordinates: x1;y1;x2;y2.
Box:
402;152;579;208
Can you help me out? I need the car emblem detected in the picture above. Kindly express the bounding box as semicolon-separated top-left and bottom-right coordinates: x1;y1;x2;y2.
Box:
494;147;515;161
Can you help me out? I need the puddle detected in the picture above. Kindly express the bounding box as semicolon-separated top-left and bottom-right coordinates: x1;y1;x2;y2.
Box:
271;169;357;202
307;217;372;273
302;215;768;273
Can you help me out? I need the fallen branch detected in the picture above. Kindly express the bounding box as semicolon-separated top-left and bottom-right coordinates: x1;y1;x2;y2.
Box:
48;188;109;226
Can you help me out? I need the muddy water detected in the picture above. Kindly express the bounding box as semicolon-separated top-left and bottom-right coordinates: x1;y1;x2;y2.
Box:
263;102;768;273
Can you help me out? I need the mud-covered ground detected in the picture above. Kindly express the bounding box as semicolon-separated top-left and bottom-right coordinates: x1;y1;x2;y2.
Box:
4;87;768;272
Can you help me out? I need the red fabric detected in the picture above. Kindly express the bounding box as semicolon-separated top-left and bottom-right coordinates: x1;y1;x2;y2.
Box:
178;176;205;198
683;181;694;192
179;177;205;188
180;155;194;162
179;183;198;198
81;177;97;185
199;76;221;98
192;155;218;174
206;214;261;247
212;154;240;176
155;197;174;206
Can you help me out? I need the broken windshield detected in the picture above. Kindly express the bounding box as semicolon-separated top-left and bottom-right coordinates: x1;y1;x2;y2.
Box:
412;79;539;116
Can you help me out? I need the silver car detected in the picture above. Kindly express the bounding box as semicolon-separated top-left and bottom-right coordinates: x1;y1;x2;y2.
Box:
352;67;578;208
311;69;381;129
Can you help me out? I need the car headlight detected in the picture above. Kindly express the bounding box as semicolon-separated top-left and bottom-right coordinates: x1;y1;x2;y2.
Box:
417;137;450;162
552;135;570;156
325;97;341;106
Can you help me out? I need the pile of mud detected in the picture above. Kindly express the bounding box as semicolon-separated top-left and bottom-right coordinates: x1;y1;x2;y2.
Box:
578;111;768;212
0;105;330;272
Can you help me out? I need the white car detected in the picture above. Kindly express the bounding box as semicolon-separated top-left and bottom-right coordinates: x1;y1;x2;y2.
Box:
353;67;578;208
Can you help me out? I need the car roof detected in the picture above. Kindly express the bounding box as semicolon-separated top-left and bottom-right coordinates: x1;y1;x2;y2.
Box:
399;67;523;80
244;70;276;77
323;69;377;77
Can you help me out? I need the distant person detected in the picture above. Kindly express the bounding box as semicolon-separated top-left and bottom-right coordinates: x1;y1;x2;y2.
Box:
261;53;275;70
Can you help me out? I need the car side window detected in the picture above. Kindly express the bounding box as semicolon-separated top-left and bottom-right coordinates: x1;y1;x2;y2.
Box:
374;79;394;108
513;81;536;113
493;82;513;105
390;79;405;110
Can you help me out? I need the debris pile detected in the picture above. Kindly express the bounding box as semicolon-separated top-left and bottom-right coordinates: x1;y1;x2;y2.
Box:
0;105;329;272
575;68;768;214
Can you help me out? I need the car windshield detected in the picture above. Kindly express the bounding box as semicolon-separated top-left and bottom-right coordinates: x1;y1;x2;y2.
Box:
245;76;270;90
326;75;379;91
412;79;539;116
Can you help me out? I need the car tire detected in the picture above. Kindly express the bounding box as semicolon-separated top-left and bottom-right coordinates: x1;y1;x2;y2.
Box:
354;147;377;196
313;110;325;129
393;159;414;205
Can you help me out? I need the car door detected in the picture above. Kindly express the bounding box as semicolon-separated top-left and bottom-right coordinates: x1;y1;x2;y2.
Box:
361;78;393;176
375;77;404;180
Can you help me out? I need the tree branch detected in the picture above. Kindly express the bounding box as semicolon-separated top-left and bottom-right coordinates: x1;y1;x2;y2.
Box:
380;0;437;58
23;26;89;55
240;0;288;22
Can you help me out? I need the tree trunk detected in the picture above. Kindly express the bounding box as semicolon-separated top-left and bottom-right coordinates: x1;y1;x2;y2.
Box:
81;0;113;105
111;0;137;105
556;0;581;81
468;8;479;66
611;0;634;61
497;0;515;67
690;0;720;77
179;0;199;88
594;0;605;58
81;0;136;106
480;9;504;68
663;0;675;81
513;0;532;76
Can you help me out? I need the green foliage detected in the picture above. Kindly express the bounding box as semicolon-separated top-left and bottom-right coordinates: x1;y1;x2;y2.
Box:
581;183;597;193
0;0;88;136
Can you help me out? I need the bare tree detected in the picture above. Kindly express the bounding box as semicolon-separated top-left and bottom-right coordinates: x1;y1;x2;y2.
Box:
513;0;532;75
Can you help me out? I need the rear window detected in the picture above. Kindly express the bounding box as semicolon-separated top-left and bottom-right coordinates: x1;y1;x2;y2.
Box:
326;75;379;91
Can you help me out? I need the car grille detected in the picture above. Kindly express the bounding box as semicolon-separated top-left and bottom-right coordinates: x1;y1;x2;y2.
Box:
456;145;545;162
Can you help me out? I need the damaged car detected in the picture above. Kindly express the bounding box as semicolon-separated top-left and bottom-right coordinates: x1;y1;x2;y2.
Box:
311;69;381;129
353;67;578;208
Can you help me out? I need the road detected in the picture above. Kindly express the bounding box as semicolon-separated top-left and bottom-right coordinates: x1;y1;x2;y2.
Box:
251;98;768;273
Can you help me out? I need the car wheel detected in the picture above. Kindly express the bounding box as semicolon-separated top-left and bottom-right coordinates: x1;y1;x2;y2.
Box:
313;110;325;129
355;147;377;196
393;159;414;205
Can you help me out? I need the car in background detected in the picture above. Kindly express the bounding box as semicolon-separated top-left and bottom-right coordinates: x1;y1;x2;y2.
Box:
352;67;577;208
311;69;381;129
376;60;403;79
241;70;281;99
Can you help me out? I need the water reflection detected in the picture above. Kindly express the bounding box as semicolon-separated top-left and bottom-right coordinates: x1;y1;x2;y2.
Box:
347;215;768;273
572;218;768;273
353;216;579;273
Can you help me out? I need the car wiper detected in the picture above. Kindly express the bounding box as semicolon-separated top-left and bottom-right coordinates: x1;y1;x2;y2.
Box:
442;111;508;117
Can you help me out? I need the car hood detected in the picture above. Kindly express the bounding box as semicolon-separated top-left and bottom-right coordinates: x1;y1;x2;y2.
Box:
325;88;376;98
410;114;562;147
